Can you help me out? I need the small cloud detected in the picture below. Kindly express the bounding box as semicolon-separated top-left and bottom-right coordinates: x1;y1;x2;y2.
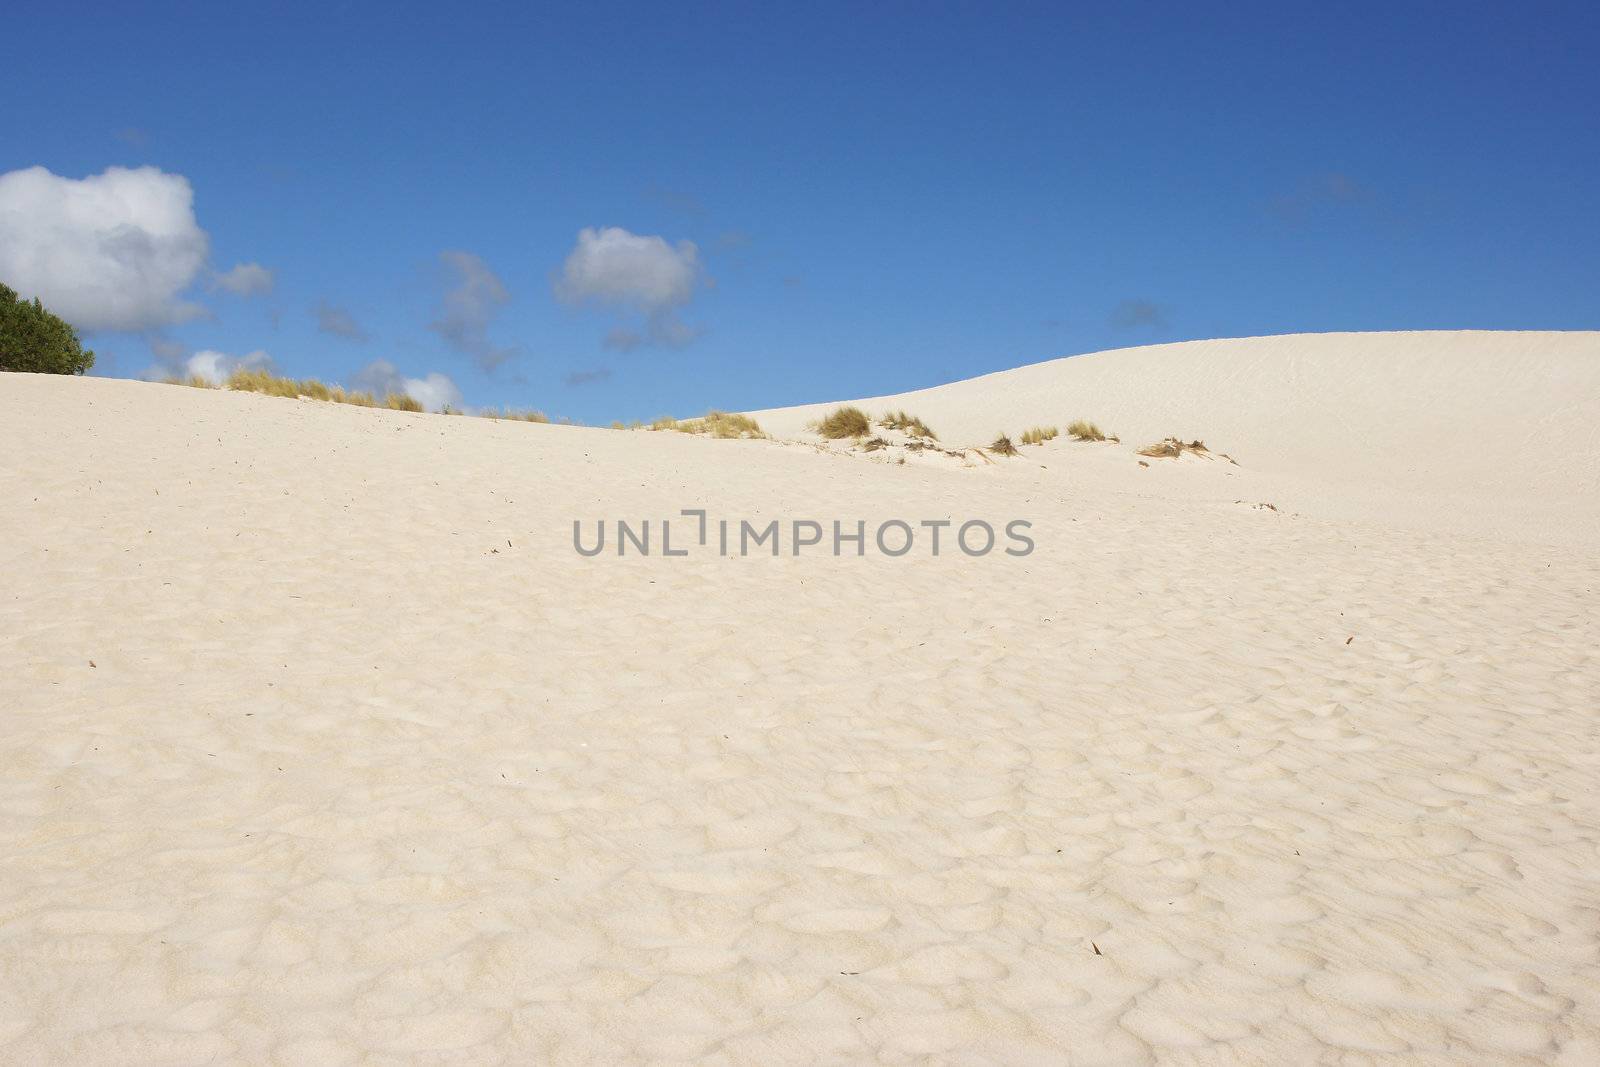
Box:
1109;299;1167;329
351;359;463;412
603;327;643;352
644;186;706;218
1269;172;1371;223
564;367;611;387
556;226;705;349
212;262;275;297
147;336;187;362
314;301;368;342
429;251;516;371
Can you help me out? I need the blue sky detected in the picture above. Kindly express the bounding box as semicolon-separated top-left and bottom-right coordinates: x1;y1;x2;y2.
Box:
3;2;1597;420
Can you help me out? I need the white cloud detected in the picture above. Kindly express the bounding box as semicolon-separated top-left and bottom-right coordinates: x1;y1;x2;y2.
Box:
0;165;210;332
557;226;700;313
182;348;273;385
351;359;463;412
556;227;705;348
213;262;275;296
429;251;515;370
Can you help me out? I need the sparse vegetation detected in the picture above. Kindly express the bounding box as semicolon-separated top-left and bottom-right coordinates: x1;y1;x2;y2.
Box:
1136;436;1209;459
813;405;872;439
1019;425;1058;446
674;410;766;439
384;393;423;412
1067;419;1107;442
330;386;376;407
989;434;1018;456
227;368;302;397
860;436;890;452
880;410;938;439
0;283;95;375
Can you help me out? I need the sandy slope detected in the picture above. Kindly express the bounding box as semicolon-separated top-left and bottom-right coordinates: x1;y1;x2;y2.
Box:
2;332;1598;1065
751;331;1600;545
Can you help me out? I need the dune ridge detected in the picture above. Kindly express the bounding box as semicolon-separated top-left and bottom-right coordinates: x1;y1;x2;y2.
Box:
751;330;1600;545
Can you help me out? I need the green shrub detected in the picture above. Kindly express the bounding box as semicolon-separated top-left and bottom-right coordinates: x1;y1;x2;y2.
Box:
0;283;95;375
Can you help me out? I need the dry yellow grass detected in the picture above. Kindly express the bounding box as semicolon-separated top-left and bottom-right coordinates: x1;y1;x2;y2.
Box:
228;368;302;397
330;386;376;407
812;406;872;439
989;434;1019;456
384;393;424;412
674;411;766;439
1067;419;1107;442
1136;436;1209;459
163;374;216;389
1019;426;1058;446
879;410;938;439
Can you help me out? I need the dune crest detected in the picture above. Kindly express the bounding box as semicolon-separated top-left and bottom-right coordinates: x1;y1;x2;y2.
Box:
751;331;1600;545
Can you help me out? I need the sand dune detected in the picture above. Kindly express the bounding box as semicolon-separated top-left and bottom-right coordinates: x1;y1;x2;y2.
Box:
2;331;1598;1064
752;331;1600;544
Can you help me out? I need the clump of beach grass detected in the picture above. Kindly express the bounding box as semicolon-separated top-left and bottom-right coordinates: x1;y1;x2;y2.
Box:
384;393;424;412
1067;419;1108;442
880;410;938;439
989;434;1019;456
1019;425;1058;446
329;385;375;407
227;368;303;398
812;405;872;439
1136;436;1209;459
674;410;766;439
860;436;890;452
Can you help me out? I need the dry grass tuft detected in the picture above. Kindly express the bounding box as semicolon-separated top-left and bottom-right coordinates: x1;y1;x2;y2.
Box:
227;368;302;397
812;405;872;439
330;386;376;407
674;410;767;439
1019;425;1059;446
989;434;1019;456
1067;419;1108;442
1136;436;1209;459
860;436;890;452
164;374;216;389
880;410;938;439
384;393;424;412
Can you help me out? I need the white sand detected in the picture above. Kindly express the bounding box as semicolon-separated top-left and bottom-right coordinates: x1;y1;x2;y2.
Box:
2;331;1598;1064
